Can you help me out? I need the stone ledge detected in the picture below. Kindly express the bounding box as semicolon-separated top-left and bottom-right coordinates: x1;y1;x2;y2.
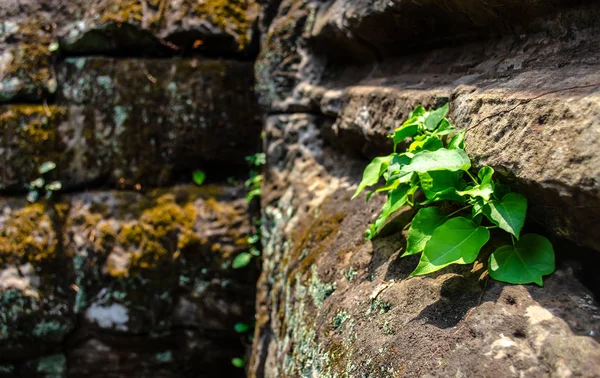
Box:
0;58;262;190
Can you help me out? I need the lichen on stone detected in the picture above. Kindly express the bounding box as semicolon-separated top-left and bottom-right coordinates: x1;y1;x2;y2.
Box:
0;203;57;266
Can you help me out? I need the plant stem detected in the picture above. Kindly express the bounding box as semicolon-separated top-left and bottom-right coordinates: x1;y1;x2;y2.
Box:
466;170;479;185
447;205;472;218
511;235;516;246
486;226;498;230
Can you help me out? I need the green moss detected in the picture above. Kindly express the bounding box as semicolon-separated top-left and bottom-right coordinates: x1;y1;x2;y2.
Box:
332;310;350;330
100;0;144;24
35;354;66;378
32;320;70;342
184;0;252;50
0;105;67;185
0;203;56;266
308;265;336;308
3;17;55;96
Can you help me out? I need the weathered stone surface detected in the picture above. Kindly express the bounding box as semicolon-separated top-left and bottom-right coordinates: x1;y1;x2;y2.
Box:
310;0;600;63
0;6;58;102
0;58;261;189
255;0;600;252
249;114;600;378
0;185;256;377
0;0;261;103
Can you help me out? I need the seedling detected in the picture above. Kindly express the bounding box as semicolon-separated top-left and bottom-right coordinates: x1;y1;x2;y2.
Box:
353;105;555;286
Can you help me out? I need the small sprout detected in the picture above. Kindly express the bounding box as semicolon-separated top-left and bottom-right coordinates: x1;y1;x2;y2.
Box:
232;252;252;269
231;357;245;368
47;78;58;94
27;191;39;203
246;188;261;203
234;323;250;333
245;153;266;167
38;161;56;174
249;247;260;257
247;235;260;244
354;104;555;285
48;42;60;52
45;181;62;191
30;178;45;189
192;170;206;186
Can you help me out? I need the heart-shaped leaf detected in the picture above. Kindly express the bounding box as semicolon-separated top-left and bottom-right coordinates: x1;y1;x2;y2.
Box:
409;136;443;153
448;130;465;150
488;234;555;286
411;217;490;276
367;184;411;239
483;193;527;238
418;171;462;200
232;252;252;269
352;155;394;199
391;124;419;151
404;207;447;256
424;103;449;130
400;148;471;175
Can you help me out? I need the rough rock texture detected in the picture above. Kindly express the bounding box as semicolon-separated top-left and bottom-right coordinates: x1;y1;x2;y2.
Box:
250;0;600;377
0;0;261;102
0;185;257;377
0;58;260;190
250;114;600;378
256;0;600;252
0;1;264;376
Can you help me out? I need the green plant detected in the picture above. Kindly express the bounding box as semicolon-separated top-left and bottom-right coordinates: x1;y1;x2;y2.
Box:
245;171;262;203
353;104;555;286
231;357;246;368
231;153;265;269
232;229;261;269
192;170;206;186
27;161;62;202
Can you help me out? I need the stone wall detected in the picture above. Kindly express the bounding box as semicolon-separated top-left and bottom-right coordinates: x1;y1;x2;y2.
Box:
250;1;600;377
0;1;264;377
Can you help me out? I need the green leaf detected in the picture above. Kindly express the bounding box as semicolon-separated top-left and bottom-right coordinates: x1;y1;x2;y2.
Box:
478;166;494;184
408;136;443;153
231;358;245;368
30;178;45;189
419;187;467;205
45;181;62;192
26;191;39;203
248;235;260;244
488;234;555;286
483;193;527;238
418;171;461;200
390;124;419;151
232;253;252;269
448;131;465;150
400;148;471;175
434;118;455;135
38;161;56;174
352;155;394;199
408;105;426;119
411;217;490;276
404;207;447;257
234;323;250;333
386;154;411;176
424;103;449;130
494;182;512;200
367;184;410;239
457;182;494;201
193;170;206;186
